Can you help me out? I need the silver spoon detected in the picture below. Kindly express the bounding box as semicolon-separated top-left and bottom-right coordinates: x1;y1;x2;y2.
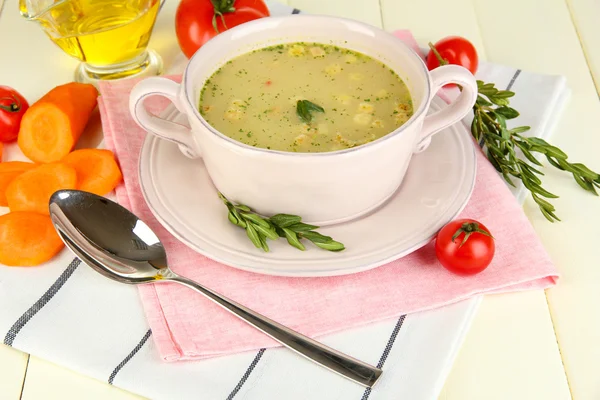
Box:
49;189;382;388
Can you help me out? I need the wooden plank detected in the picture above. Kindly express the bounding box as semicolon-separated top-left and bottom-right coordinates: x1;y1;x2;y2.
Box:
378;0;571;398
380;0;487;60
439;292;571;400
287;0;383;28
21;357;144;400
567;0;600;94
0;345;29;399
473;0;600;398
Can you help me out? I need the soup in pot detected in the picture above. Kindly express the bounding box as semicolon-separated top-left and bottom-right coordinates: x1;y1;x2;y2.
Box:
198;42;414;152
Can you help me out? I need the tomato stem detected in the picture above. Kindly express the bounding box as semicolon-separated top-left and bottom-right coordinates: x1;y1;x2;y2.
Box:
428;42;449;66
451;222;493;248
210;0;236;33
0;95;21;113
428;42;464;90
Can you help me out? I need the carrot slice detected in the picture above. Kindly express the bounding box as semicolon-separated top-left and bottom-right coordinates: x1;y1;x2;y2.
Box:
0;161;37;206
0;212;64;266
62;149;123;196
6;163;77;215
18;82;98;163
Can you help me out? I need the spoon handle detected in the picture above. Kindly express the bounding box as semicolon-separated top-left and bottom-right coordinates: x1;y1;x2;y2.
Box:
167;275;382;388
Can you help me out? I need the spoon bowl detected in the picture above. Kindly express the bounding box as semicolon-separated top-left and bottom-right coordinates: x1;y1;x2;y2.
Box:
49;189;382;388
49;191;167;284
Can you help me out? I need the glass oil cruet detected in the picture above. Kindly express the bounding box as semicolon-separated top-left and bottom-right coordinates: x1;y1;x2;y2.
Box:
19;0;164;83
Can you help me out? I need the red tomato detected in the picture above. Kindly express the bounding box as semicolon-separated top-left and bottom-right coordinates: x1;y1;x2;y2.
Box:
0;86;29;143
426;36;479;75
175;0;270;59
435;218;495;275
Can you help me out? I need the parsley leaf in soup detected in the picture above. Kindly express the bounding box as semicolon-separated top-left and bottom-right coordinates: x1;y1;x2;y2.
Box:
296;100;324;123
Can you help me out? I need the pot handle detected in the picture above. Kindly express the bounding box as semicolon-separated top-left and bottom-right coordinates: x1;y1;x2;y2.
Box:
129;77;201;159
414;65;478;153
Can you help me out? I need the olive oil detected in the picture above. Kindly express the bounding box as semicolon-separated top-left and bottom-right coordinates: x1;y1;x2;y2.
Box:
43;0;160;66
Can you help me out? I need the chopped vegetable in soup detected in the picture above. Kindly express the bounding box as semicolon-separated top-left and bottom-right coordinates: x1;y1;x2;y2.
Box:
198;42;414;152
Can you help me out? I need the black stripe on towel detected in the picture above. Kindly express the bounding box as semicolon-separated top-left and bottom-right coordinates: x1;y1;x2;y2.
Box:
3;258;81;346
360;315;406;400
506;69;522;92
226;348;266;400
479;69;522;148
108;329;152;385
291;8;301;14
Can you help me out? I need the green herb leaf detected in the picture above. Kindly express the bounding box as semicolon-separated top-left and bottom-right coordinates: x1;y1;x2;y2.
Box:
488;96;510;106
540;206;561;222
526;137;552;147
475;96;493;107
495;106;519;119
257;232;270;252
228;211;247;228
510;126;531;135
299;231;332;243
514;141;543;166
523;177;559;198
230;207;244;225
245;223;262;249
253;223;280;240
275;226;286;238
287;222;319;233
545;156;565;171
269;214;302;228
496;114;507;129
282;228;306;251
240;212;270;229
519;160;544;176
296;100;324;123
312;240;345;252
492;90;515;99
573;174;597;194
532;193;556;212
570;163;599;180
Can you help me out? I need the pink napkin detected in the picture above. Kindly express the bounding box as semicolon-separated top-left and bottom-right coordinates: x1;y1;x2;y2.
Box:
98;32;558;362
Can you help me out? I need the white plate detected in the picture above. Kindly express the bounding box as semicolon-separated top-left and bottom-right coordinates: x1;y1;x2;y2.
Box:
139;97;476;277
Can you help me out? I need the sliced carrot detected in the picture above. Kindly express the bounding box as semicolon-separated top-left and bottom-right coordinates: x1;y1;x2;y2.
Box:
0;142;3;161
0;161;37;206
18;82;98;163
0;211;64;266
6;163;77;215
62;149;122;196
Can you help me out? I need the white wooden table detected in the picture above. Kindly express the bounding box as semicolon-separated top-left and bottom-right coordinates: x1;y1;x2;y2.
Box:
1;0;599;398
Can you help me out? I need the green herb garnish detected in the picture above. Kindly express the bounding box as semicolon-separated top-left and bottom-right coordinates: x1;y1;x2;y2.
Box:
219;193;345;252
428;43;600;222
472;80;600;222
296;100;324;123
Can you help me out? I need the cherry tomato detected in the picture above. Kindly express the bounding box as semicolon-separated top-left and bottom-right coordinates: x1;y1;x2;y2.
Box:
435;218;495;275
0;86;29;143
175;0;270;59
426;36;479;75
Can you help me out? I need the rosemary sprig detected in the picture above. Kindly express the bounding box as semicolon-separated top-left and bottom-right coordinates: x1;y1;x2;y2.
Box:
472;80;600;222
219;193;345;252
427;42;600;222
